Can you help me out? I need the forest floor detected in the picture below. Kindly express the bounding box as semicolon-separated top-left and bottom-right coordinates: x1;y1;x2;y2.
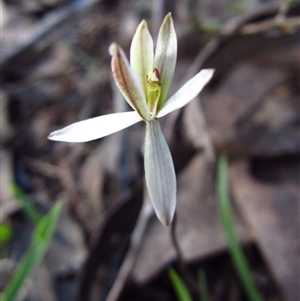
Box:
1;0;299;301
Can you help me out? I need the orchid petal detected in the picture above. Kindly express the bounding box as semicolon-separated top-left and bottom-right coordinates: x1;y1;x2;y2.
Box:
48;111;142;143
144;120;176;225
157;69;214;118
109;43;149;121
154;13;177;107
130;20;154;96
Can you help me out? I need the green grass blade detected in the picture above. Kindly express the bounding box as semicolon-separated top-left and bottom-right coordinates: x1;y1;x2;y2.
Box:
0;224;13;258
2;202;62;301
217;155;264;301
10;183;43;224
197;270;210;301
169;268;193;301
0;224;13;244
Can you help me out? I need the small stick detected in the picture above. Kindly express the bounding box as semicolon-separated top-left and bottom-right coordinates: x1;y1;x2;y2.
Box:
105;196;153;301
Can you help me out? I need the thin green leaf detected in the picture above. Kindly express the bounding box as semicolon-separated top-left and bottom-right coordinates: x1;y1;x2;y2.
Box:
0;224;13;244
197;270;210;301
169;268;193;301
10;183;43;224
217;155;264;301
2;202;62;301
0;224;13;258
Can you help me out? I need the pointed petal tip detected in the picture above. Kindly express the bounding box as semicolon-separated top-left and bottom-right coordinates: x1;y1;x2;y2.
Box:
199;68;215;85
48;130;65;142
162;13;174;28
158;212;174;226
48;132;56;140
139;19;148;29
204;68;215;78
165;12;172;20
109;43;118;56
134;19;148;35
201;68;215;85
162;13;174;29
47;129;76;143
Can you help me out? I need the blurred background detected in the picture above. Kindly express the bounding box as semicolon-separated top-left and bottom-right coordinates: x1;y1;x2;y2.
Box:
1;0;299;300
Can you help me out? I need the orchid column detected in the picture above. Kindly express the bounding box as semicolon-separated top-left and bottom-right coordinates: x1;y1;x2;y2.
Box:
49;13;214;225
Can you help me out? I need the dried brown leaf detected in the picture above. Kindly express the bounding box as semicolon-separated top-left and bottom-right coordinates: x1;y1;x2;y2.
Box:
230;160;300;301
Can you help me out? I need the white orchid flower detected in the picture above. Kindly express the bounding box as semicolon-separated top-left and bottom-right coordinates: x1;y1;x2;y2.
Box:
48;13;214;225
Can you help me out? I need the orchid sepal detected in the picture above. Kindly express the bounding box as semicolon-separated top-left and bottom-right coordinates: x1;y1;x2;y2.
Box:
144;120;176;225
48;111;142;143
130;20;154;96
154;13;177;109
